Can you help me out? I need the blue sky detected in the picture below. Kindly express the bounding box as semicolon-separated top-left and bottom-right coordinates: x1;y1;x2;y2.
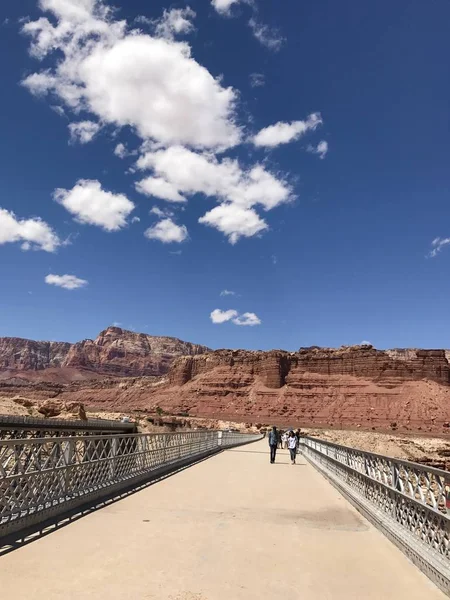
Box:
0;0;449;351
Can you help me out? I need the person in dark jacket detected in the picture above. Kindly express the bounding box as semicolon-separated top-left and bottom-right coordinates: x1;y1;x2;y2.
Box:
268;426;278;463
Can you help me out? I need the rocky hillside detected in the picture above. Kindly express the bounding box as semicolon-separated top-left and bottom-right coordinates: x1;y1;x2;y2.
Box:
3;338;450;434
0;337;71;371
0;327;210;379
44;344;450;434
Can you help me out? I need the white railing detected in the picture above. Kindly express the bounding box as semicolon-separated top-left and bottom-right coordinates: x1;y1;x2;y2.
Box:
0;430;261;538
300;436;450;595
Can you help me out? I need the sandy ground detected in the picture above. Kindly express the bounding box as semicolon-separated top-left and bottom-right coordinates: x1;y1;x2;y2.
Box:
0;440;445;600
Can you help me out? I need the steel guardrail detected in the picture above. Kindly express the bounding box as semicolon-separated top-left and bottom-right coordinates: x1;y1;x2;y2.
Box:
0;430;261;538
0;414;137;433
300;436;450;596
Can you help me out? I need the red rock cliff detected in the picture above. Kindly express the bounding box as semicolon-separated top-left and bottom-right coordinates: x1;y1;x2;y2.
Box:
0;337;71;371
64;327;210;376
0;327;210;378
169;346;450;388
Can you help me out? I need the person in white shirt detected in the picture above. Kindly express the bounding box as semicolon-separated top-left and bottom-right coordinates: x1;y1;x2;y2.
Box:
282;432;288;449
287;431;297;465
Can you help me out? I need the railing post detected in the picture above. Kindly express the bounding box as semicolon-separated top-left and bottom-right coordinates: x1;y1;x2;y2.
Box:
109;436;118;480
64;438;74;495
218;431;223;447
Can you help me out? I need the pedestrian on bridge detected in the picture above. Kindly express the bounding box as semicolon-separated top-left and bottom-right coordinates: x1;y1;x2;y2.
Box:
268;426;278;463
288;431;297;465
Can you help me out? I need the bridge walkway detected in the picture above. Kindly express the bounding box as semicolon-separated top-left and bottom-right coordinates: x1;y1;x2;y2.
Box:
0;440;445;599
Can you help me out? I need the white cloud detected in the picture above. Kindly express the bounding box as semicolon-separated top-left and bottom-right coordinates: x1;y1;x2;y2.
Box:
51;105;66;117
307;140;328;159
68;120;100;144
136;176;186;203
137;145;292;242
45;273;88;290
211;0;243;15
199;204;267;244
137;146;292;209
54;179;135;231
253;113;323;148
154;7;196;39
233;312;261;326
220;289;236;296
0;208;60;252
360;340;372;346
210;308;238;323
114;143;127;158
210;308;261;326
131;216;140;223
250;72;265;87
429;237;450;258
144;218;188;243
248;18;284;51
150;206;174;218
21;1;241;150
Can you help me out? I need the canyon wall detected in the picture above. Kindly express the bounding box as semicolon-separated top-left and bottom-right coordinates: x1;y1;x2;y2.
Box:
0;327;210;379
0;337;71;371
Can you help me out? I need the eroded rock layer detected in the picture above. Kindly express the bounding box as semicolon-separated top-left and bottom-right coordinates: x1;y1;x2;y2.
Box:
0;327;210;379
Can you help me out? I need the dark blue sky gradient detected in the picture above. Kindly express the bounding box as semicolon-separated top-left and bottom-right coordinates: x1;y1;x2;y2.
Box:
0;0;449;350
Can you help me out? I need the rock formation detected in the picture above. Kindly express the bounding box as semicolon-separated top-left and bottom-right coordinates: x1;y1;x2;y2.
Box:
0;327;210;379
2;335;450;434
169;346;450;388
0;337;71;371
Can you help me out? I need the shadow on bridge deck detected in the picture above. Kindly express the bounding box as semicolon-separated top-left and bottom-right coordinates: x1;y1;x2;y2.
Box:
0;440;445;599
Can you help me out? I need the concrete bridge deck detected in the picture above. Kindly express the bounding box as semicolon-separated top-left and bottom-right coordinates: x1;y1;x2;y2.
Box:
0;440;445;599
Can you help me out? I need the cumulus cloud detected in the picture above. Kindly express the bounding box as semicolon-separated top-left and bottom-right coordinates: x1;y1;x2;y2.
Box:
137;146;291;210
68;120;100;144
253;113;323;148
153;7;196;39
21;0;241;150
45;273;88;290
210;308;261;325
136;145;292;242
144;218;188;243
248;18;284;51
211;0;243;15
54;179;135;231
220;289;236;296
131;216;140;223
307;140;328;159
250;72;265;87
233;312;261;326
114;143;127;158
210;308;238;323
136;176;186;202
0;207;60;252
429;237;450;258
150;206;174;218
199;204;267;244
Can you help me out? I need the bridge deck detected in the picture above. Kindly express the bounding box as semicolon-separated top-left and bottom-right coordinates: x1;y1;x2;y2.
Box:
0;440;445;599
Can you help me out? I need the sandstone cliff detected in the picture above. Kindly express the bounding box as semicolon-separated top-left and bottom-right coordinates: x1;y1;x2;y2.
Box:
0;337;71;371
169;346;450;388
47;344;450;434
63;327;210;377
0;327;210;379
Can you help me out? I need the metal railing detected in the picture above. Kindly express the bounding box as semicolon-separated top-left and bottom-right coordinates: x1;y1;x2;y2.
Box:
300;436;450;595
0;430;261;538
0;415;137;440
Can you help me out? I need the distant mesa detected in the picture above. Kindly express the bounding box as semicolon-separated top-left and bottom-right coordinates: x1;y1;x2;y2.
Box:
1;328;450;435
